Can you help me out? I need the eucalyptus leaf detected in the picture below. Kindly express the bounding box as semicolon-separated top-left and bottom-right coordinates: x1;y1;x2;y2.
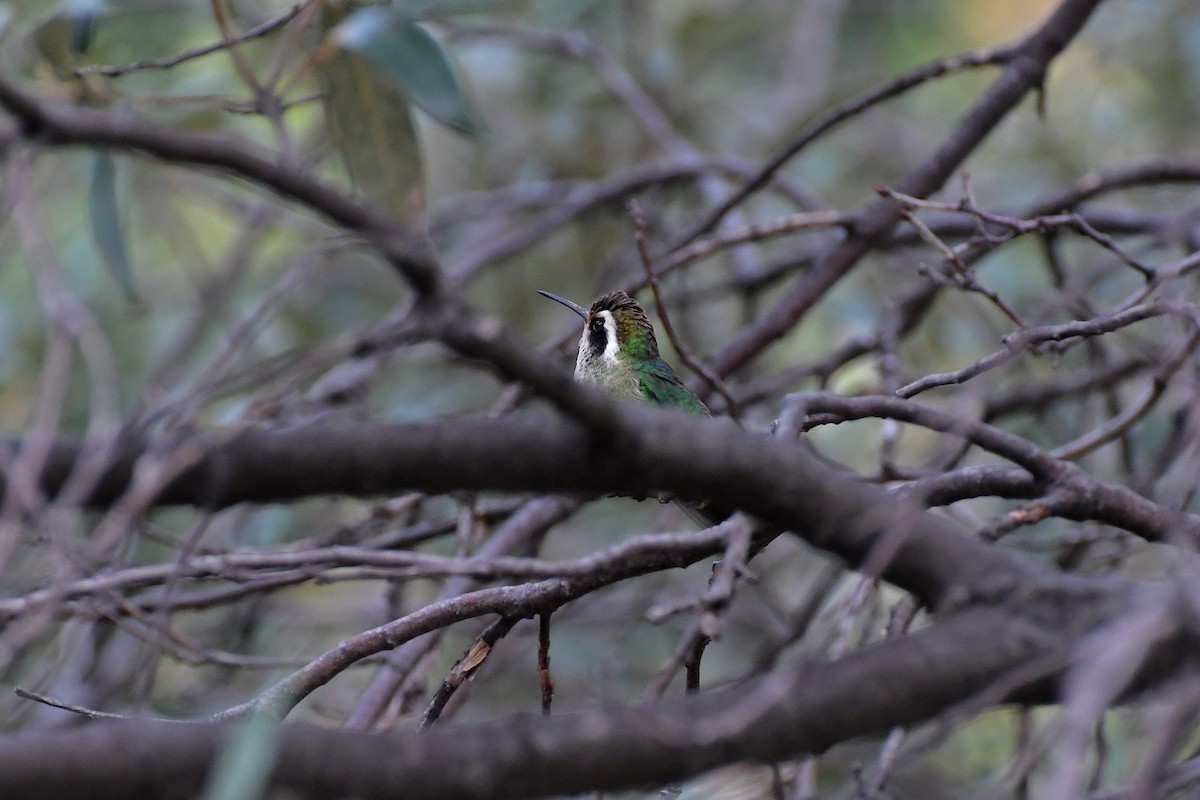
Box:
89;149;138;302
30;0;106;68
319;5;426;219
31;14;72;68
0;6;16;44
399;0;502;15
333;7;482;136
199;714;280;800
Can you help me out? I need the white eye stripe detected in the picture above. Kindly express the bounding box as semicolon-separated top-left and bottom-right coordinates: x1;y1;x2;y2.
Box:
599;311;620;361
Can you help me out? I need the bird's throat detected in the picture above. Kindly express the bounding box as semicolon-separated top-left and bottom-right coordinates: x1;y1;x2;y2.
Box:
574;352;642;400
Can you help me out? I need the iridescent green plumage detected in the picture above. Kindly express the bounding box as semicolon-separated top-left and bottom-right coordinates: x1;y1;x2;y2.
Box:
538;289;709;415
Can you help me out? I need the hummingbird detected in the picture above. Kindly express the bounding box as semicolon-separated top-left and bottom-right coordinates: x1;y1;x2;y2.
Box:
537;289;709;415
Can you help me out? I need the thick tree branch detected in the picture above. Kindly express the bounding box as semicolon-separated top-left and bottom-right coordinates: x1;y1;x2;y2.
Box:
11;402;1038;610
0;603;1117;800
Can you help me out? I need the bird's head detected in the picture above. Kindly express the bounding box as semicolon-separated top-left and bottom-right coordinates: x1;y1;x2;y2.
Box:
538;289;659;364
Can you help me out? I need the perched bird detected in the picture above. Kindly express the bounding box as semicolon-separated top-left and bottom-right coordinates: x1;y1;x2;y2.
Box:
537;289;709;415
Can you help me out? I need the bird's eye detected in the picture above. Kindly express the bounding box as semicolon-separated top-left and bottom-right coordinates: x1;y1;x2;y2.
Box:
590;318;605;332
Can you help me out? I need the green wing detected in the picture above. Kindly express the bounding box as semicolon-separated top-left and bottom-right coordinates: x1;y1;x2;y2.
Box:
638;359;710;415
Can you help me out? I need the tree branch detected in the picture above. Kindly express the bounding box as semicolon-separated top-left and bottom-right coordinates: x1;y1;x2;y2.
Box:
11;402;1037;610
0;604;1100;800
705;0;1107;383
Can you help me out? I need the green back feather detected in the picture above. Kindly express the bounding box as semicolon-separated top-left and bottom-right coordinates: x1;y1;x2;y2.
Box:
638;359;709;415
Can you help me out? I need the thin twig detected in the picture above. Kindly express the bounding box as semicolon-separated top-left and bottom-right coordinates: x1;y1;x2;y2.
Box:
538;613;553;715
13;688;183;723
898;207;1026;328
419;616;518;729
0;524;728;624
74;6;302;78
881;186;1158;282
674;42;1018;247
895;301;1186;399
684;634;708;694
627;199;740;416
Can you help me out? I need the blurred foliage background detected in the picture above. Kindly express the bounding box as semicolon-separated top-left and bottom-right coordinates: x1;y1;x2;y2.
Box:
1;1;1199;798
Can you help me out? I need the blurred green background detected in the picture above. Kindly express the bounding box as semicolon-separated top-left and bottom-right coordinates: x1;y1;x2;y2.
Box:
0;1;1197;797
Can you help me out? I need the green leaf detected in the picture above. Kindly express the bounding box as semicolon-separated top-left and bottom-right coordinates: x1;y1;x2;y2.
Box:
30;0;106;69
332;7;482;137
89;149;138;302
200;714;280;800
319;5;426;219
0;6;15;44
400;0;502;14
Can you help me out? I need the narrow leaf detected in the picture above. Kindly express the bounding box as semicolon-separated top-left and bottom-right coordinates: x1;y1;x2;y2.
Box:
200;714;280;800
89;149;138;302
333;7;482;136
319;5;426;219
0;7;15;43
403;0;501;14
31;0;106;69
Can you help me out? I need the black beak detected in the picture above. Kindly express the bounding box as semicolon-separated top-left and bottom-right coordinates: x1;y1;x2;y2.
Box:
537;290;588;321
